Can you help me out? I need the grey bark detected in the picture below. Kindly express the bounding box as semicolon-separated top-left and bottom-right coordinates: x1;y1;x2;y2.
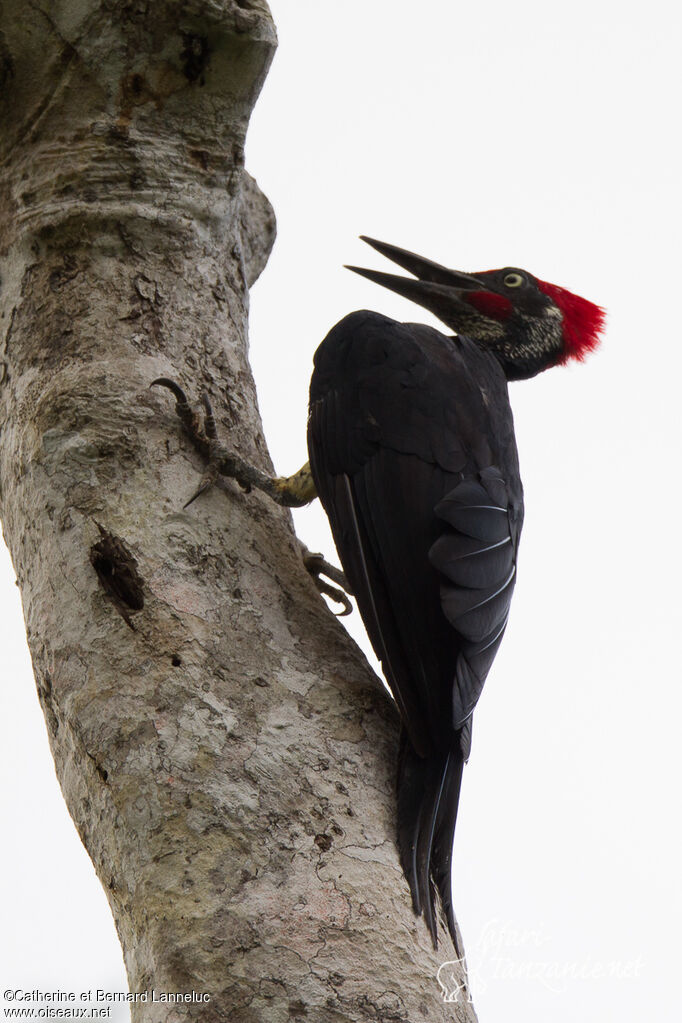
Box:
0;2;475;1020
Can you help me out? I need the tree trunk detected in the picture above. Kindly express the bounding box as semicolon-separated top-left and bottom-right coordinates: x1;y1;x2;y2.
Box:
0;3;474;1019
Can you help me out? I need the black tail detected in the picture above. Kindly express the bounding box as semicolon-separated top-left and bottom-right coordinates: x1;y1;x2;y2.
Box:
397;728;464;952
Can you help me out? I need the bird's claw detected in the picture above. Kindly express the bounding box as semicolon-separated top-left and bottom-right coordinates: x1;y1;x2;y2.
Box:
302;548;353;616
151;378;205;441
183;462;219;508
152;377;350;613
152;378;225;504
152;377;317;509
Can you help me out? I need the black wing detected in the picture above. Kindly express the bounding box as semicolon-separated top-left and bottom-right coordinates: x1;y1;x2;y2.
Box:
308;310;523;944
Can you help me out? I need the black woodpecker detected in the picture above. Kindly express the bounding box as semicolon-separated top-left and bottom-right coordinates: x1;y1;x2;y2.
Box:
153;236;604;952
306;237;604;949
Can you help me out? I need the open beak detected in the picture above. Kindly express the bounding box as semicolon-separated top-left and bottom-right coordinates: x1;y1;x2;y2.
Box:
345;236;484;326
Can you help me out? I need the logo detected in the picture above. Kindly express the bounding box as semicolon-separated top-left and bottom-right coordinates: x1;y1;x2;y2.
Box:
436;958;473;1003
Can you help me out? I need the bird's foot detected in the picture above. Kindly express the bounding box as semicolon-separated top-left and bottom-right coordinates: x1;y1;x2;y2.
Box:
301;546;353;616
151;378;317;509
151;378;352;613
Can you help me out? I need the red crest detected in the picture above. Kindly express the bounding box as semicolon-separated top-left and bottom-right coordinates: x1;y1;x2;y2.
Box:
537;279;605;363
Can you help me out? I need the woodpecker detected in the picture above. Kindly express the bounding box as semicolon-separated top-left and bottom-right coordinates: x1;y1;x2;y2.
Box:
306;237;604;949
153;236;604;952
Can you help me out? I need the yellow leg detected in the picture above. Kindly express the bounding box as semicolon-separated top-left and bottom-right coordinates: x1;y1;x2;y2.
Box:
272;462;318;506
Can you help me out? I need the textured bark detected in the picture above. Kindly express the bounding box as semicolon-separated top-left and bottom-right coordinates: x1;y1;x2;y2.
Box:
0;3;475;1020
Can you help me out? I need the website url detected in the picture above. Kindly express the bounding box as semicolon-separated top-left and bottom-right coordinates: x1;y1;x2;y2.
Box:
5;1010;111;1019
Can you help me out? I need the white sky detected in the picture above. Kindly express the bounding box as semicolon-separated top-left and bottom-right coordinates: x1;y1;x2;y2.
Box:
2;1;681;1020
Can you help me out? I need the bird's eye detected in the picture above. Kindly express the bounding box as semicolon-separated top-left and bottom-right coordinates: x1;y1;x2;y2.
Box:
503;272;524;288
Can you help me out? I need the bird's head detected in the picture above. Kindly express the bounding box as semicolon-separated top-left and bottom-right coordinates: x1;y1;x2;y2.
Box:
347;237;605;380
